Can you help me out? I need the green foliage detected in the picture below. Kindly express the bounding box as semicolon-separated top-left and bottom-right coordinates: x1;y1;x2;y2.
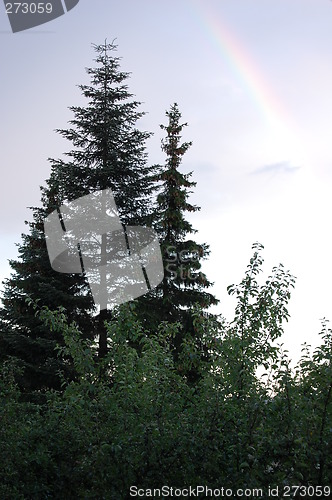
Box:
0;42;156;393
137;103;219;382
225;242;296;395
1;245;331;497
153;103;218;315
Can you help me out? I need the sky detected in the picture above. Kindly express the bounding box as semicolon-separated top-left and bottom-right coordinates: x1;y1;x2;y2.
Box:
1;0;332;363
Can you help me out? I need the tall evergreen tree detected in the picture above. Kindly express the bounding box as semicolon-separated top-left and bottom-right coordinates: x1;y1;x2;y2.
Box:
0;42;157;394
157;104;217;311
137;104;218;379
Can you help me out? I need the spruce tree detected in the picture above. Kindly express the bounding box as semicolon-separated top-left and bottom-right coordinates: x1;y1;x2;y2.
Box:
138;104;219;379
0;42;156;394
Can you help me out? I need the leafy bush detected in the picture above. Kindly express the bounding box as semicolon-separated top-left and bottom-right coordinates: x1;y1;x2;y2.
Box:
0;244;331;498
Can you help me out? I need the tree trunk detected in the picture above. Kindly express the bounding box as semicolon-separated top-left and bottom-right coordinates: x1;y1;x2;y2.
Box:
98;308;108;358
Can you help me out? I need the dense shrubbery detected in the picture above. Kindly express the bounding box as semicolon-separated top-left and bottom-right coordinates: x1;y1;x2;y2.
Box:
0;245;331;498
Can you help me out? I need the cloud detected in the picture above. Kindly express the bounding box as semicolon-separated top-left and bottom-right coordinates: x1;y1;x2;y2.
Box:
250;161;301;176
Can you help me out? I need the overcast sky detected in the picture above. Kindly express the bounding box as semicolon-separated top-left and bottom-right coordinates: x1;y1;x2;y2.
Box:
1;0;332;362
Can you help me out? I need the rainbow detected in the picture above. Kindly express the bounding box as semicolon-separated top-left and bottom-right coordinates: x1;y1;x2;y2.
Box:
190;0;305;165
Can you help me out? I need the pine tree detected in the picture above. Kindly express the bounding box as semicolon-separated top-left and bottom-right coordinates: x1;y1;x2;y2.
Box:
0;42;157;395
137;104;219;379
158;104;217;310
